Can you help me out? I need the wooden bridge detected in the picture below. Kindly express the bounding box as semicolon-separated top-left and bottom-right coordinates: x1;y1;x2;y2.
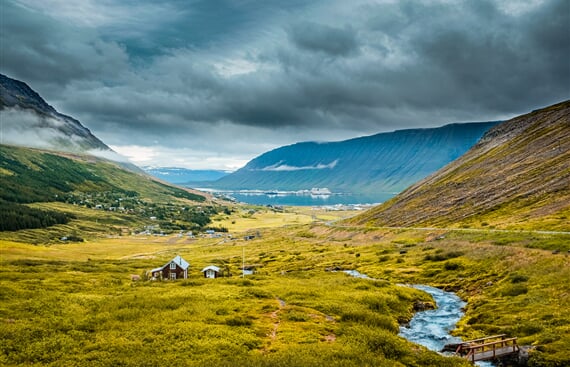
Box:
454;334;519;363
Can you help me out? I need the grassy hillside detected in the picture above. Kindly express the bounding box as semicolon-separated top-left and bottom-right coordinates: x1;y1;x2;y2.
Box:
349;101;570;231
0;144;234;243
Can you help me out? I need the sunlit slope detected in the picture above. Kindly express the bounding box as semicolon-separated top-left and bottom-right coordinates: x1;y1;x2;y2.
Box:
350;101;570;230
0;144;217;242
0;144;206;204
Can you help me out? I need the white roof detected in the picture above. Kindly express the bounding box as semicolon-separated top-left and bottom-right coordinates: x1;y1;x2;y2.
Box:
152;255;190;272
201;265;220;273
171;255;190;270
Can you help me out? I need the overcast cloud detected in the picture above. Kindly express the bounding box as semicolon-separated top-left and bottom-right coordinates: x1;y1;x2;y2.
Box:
1;0;568;170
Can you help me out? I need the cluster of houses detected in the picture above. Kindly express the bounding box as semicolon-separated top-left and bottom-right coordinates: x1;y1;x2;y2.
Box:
148;255;223;280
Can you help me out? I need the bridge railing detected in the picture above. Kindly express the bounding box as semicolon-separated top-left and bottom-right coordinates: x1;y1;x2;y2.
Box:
454;334;507;353
461;337;519;362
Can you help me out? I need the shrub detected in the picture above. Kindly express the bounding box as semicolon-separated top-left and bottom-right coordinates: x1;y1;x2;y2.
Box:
340;310;398;333
424;251;463;261
510;274;529;283
500;284;528;297
225;316;253;327
285;310;310;322
444;261;463;271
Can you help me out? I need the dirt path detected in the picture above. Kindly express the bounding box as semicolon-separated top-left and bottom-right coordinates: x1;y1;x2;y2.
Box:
264;297;286;352
327;222;570;236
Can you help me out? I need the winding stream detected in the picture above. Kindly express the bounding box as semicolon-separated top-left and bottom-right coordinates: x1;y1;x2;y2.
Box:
398;285;466;351
398;284;494;367
343;272;494;366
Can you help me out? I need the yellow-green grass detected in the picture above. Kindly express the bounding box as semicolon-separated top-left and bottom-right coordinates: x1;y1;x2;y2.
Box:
0;233;471;367
0;202;150;244
212;207;314;232
210;206;352;232
1;222;569;366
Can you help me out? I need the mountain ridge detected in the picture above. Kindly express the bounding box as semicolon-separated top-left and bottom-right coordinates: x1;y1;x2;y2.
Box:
0;73;110;153
209;121;499;194
349;100;570;230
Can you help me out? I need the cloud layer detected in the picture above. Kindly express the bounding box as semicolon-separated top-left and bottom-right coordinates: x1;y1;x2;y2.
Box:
259;159;339;172
0;107;128;162
1;0;568;170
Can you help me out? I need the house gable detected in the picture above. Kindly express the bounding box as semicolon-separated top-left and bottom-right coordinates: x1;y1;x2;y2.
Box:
151;255;190;280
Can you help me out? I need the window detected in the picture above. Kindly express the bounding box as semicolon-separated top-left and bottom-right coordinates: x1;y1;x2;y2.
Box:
170;262;176;270
170;273;176;280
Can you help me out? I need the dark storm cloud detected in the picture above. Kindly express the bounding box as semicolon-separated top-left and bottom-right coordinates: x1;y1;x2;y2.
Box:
1;0;568;169
0;1;130;88
288;22;360;57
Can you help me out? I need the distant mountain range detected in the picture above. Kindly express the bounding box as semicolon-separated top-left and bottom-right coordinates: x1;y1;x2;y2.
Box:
143;167;228;184
208;122;499;194
350;101;570;231
0;73;112;155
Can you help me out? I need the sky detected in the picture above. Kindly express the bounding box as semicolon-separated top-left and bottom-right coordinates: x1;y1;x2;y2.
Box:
1;0;568;171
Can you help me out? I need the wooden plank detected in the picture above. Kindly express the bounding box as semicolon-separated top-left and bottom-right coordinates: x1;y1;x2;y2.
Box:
470;346;519;362
466;337;517;350
461;334;507;344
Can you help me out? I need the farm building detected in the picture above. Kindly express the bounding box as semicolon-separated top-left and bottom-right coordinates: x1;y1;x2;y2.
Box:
150;255;190;280
201;265;221;279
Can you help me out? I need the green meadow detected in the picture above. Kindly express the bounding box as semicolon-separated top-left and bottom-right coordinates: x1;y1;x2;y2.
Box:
1;208;569;366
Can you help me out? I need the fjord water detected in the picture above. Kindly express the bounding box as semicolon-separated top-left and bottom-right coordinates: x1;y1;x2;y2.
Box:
225;191;396;206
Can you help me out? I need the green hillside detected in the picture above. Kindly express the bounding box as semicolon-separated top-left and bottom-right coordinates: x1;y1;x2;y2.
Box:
0;145;231;243
350;101;570;231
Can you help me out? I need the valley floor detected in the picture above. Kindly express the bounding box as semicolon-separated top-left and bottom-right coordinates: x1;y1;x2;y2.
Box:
1;208;569;366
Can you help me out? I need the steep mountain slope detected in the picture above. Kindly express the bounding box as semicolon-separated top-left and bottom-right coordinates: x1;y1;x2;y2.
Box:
350;101;570;230
211;122;498;194
0;74;224;241
0;73;110;153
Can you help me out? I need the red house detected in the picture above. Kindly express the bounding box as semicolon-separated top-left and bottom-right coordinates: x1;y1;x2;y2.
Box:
150;255;190;280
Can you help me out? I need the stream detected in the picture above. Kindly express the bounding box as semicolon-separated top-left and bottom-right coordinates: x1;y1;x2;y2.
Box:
398;284;494;367
342;272;493;366
398;284;466;351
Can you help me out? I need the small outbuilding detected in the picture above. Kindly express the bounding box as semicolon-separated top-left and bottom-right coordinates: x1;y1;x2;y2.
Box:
201;265;221;279
151;255;190;280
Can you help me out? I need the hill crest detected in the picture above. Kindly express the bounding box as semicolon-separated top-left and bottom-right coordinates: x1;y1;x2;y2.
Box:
350;100;570;230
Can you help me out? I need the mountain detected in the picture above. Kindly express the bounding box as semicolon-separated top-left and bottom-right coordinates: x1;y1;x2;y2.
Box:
0;144;217;241
0;73;111;154
143;167;228;184
0;74;224;242
210;122;498;194
349;101;570;231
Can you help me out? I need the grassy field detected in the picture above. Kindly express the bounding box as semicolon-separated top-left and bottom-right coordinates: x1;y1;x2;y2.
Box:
1;208;569;366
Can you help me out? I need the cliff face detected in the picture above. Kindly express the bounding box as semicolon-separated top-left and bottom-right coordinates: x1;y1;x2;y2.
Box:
350;101;570;231
211;121;498;195
0;73;110;152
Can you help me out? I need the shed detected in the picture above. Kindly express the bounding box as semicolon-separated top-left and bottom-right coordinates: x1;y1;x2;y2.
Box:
201;265;221;279
151;255;190;280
